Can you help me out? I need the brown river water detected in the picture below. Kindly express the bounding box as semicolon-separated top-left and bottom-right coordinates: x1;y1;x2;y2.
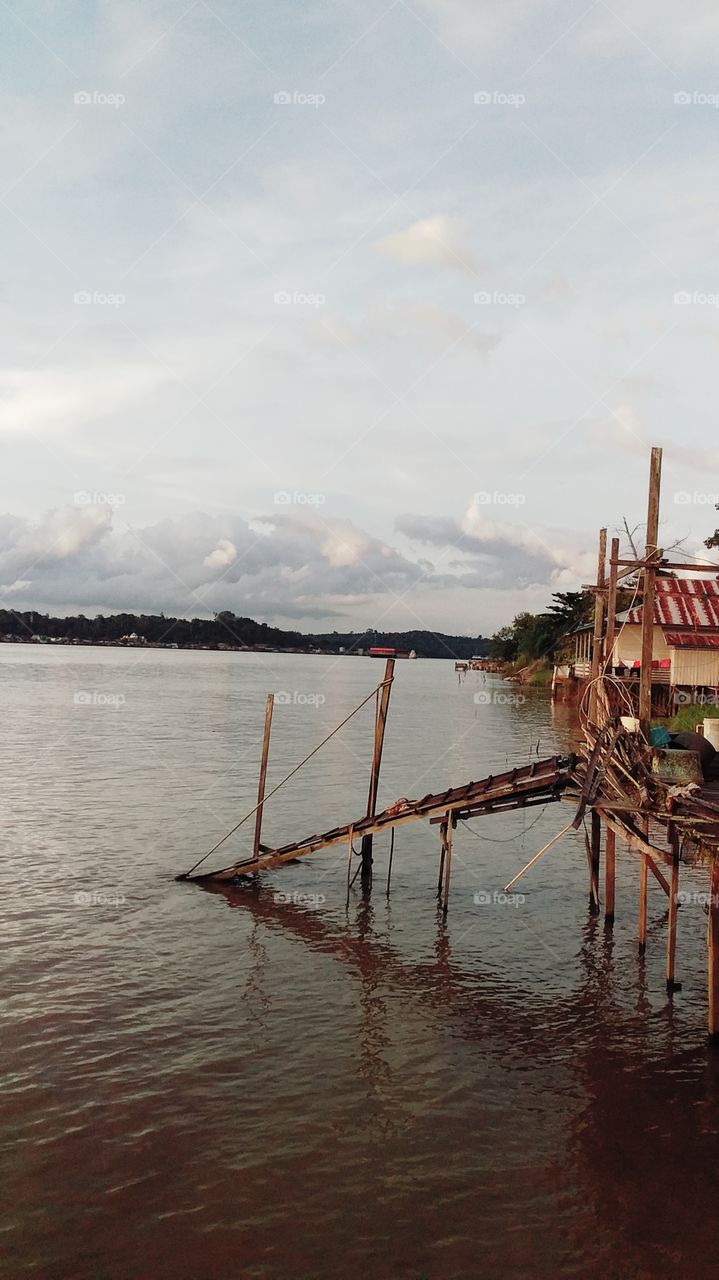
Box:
3;646;719;1280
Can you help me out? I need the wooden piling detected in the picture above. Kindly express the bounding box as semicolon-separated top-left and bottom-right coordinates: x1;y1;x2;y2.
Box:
666;826;680;993
386;828;395;899
605;825;616;927
442;814;453;918
360;657;395;888
638;447;662;737
589;809;601;913
345;825;355;909
437;821;446;898
252;693;274;867
708;856;719;1042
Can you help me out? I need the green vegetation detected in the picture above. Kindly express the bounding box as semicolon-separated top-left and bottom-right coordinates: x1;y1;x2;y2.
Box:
668;705;719;733
0;609;490;660
489;592;594;667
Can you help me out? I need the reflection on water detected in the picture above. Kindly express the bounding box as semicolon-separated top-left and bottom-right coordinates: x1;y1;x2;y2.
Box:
2;647;718;1280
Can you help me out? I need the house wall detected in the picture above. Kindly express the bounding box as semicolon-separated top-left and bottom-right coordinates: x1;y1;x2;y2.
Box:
611;624;670;666
671;649;719;686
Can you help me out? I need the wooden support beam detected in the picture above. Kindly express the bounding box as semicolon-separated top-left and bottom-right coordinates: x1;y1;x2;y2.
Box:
666;826;681;993
442;813;453;918
605;536;620;671
361;657;395;888
708;857;719;1042
605;826;616;927
345;825;355;909
589;809;601;913
589;528;607;725
639;447;662;737
251;694;274;866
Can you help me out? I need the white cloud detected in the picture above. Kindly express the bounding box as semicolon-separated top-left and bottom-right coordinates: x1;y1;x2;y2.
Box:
203;538;237;569
373;215;480;276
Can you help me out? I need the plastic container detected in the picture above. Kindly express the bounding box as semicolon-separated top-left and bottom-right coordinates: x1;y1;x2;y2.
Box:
703;718;719;750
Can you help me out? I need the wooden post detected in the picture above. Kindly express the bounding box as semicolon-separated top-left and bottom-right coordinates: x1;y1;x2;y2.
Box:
386;828;395;899
605;825;616;927
360;657;395;888
589;809;601;913
666;825;680;993
345;825;355;909
639;447;662;737
589;528;607;725
252;694;274;866
442;814;453;918
708;857;719;1042
437;821;446;898
605;536;620;674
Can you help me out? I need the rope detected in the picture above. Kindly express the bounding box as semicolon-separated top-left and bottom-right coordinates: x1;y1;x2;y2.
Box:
460;801;551;843
181;678;393;878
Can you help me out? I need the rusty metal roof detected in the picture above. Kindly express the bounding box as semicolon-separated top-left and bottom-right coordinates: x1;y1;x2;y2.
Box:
624;577;719;629
664;630;719;649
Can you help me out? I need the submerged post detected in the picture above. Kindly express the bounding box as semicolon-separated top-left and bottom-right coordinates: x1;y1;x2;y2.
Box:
360;657;395;888
442;814;454;918
666;825;680;993
252;694;274;866
589;810;601;913
708;858;719;1042
639;447;663;738
604;826;616;927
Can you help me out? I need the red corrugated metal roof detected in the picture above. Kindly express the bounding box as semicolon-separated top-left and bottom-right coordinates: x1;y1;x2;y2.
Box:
664;631;719;649
624;577;719;628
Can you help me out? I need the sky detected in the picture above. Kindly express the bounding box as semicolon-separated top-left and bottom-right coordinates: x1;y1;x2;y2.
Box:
2;0;719;636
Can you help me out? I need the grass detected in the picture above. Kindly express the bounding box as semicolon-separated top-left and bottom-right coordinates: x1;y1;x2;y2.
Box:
667;705;719;733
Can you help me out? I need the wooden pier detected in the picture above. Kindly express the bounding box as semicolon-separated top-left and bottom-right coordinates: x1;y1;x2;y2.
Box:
179;447;719;1043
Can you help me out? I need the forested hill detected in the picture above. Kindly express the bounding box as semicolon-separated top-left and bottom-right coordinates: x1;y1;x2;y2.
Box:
0;609;490;660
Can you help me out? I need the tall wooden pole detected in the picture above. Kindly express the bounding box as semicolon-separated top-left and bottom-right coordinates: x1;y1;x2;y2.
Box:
639;447;663;738
252;693;274;864
360;657;395;887
589;528;607;725
605;536;620;673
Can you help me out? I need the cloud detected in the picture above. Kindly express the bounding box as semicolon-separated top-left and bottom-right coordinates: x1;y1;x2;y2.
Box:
0;505;434;623
203;538;237;569
397;502;594;590
373;215;480;276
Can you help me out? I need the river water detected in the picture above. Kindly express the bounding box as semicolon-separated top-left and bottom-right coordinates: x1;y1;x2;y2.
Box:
3;646;719;1280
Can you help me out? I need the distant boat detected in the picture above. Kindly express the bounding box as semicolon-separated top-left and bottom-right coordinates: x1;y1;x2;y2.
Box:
368;646;417;659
